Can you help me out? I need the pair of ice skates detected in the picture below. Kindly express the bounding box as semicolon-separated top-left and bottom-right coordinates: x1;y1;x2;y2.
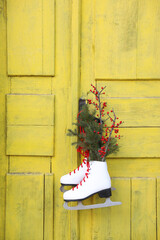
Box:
60;159;121;210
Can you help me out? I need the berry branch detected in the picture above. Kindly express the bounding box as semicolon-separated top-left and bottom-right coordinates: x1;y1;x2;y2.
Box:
67;84;123;161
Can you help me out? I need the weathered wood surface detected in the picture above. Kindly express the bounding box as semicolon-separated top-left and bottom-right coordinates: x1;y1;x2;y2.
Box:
7;0;55;75
0;0;159;239
5;173;54;240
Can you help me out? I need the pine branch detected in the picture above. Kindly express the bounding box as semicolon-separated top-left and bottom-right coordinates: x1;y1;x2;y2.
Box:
67;84;123;161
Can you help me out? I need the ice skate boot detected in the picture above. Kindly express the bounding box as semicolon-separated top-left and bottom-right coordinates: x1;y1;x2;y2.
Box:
60;158;89;192
63;161;121;210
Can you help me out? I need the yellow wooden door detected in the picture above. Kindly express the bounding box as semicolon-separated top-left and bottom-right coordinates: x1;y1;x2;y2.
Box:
0;0;160;239
1;0;55;239
79;0;160;239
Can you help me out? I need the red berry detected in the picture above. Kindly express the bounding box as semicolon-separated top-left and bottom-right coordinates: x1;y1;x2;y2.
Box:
107;112;109;114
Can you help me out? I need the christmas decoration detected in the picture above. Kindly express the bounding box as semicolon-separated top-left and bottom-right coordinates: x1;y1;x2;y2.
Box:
60;84;123;210
67;84;123;161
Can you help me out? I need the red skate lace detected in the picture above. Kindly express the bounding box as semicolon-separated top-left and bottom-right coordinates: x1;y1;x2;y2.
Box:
69;159;87;175
72;161;90;191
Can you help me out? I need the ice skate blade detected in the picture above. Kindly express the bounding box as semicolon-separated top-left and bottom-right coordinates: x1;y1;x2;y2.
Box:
63;198;121;210
60;185;116;193
60;185;77;193
60;185;67;193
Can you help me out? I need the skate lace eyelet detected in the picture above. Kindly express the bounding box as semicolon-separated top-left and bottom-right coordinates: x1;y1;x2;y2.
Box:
69;158;86;176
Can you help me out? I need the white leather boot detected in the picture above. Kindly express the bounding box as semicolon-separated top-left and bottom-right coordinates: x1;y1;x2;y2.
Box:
63;161;111;201
60;158;89;192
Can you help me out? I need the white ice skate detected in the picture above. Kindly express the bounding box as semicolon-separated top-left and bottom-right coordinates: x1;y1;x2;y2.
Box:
63;161;121;210
60;158;89;192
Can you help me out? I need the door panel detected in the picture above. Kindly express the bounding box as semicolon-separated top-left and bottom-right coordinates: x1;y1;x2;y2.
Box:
108;128;160;158
6;94;54;156
79;177;158;240
11;77;52;94
80;0;160;239
92;178;131;240
131;178;156;240
7;0;55;75
97;80;160;97
7;125;54;156
95;0;137;79
7;94;54;126
5;174;44;240
10;156;51;173
95;0;160;79
5;173;54;240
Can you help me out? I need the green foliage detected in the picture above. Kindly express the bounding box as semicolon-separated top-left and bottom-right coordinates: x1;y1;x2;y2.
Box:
67;104;119;161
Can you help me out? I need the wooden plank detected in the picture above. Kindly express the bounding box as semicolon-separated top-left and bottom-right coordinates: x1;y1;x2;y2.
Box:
137;0;160;78
95;0;137;79
5;173;44;240
79;195;92;240
157;177;160;240
97;80;160;98
92;178;130;240
44;174;54;240
81;0;95;97
131;178;156;240
80;0;95;235
95;0;160;79
70;0;81;238
7;94;54;126
10;156;50;173
43;0;55;75
7;0;42;75
108;159;160;178
7;126;54;156
7;0;55;75
0;1;9;238
51;0;72;239
108;128;160;158
11;77;52;94
102;98;160;127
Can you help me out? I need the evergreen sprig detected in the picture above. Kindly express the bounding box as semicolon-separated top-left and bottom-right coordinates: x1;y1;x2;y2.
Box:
67;84;123;161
